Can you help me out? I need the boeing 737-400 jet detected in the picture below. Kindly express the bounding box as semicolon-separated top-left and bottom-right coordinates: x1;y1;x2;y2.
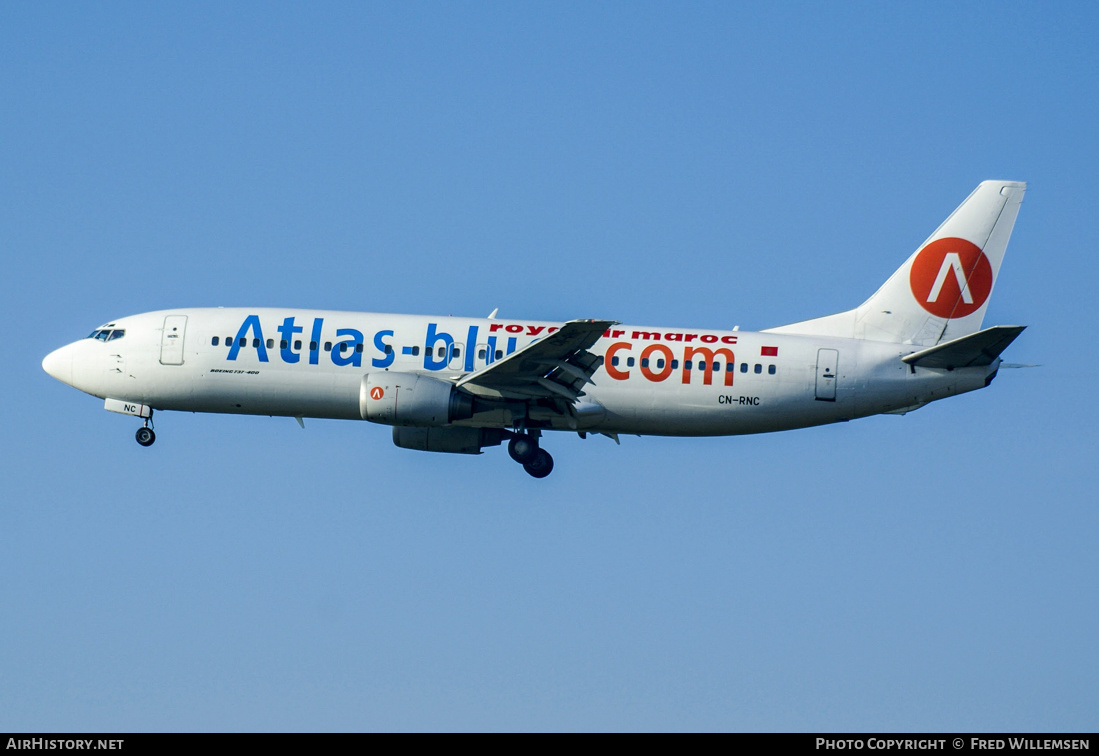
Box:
43;181;1027;478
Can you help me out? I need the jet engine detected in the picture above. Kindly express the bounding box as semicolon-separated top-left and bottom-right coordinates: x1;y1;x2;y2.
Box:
359;373;474;427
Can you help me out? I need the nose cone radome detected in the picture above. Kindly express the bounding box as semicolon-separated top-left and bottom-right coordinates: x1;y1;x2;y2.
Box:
42;345;74;386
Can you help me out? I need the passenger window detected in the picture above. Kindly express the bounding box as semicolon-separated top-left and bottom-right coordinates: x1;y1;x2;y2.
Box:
239;338;246;347
324;342;332;352
479;349;487;359
699;361;707;370
627;357;635;367
641;358;649;368
740;363;748;373
212;336;220;346
252;338;260;348
611;356;620;367
671;360;679;369
384;344;393;355
294;340;302;350
226;337;233;346
310;341;317;351
495;350;502;359
656;359;665;369
684;360;692;370
768;364;776;375
339;343;347;353
412;346;420;356
437;347;445;357
726;363;735;372
356;343;364;353
453;348;461;358
266;339;274;349
280;340;288;349
755;364;762;374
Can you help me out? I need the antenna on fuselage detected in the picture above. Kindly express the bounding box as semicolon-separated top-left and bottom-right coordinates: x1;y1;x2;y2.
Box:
488;308;498;319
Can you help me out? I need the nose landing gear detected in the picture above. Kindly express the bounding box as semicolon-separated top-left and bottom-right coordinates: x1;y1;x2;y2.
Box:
508;431;554;478
135;415;155;447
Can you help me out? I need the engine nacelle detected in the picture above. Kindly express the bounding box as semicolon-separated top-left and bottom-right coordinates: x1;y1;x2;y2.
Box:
360;372;473;427
392;426;505;455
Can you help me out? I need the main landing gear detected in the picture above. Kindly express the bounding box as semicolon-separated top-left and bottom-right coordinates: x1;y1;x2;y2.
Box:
135;415;155;447
508;431;554;478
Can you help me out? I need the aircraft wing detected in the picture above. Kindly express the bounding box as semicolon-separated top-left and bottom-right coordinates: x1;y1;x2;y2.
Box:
456;319;616;401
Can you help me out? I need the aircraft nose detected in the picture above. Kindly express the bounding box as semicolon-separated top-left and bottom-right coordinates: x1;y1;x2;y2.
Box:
42;345;74;386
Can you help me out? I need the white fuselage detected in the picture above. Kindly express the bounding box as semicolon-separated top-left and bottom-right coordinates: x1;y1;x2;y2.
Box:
43;308;996;437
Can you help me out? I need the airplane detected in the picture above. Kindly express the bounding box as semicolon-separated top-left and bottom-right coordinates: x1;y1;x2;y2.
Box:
42;180;1027;478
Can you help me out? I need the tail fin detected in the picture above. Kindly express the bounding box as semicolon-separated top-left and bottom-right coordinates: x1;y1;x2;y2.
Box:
765;180;1026;346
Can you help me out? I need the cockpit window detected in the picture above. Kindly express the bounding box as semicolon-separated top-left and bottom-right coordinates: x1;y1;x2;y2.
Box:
87;329;125;342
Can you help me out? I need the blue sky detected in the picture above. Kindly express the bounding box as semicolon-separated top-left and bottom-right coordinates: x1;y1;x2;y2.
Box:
2;2;1097;732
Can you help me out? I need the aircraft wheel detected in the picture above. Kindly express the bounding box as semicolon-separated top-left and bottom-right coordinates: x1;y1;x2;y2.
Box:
523;449;554;478
135;427;156;447
508;434;539;464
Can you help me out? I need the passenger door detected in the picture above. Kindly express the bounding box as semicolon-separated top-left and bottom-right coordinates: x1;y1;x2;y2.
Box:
160;315;188;365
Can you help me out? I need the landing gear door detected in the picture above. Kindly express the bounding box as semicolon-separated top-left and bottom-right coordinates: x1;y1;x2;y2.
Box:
160;315;188;365
815;348;838;402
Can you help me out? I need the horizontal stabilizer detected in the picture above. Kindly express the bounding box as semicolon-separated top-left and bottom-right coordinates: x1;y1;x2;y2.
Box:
901;325;1025;369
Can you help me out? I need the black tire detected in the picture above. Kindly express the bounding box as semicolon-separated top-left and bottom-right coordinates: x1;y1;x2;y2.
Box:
135;427;156;447
523;448;554;478
508;435;538;464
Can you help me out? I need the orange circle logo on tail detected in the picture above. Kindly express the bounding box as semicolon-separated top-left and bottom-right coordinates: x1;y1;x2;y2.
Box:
909;237;993;318
369;386;384;400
